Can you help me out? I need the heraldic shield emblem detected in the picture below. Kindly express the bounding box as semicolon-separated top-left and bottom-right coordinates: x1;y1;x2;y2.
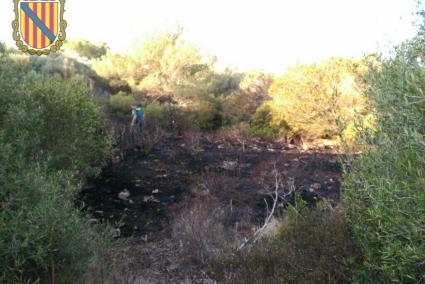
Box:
12;0;67;55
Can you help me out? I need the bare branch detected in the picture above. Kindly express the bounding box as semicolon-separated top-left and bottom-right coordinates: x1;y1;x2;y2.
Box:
238;165;295;251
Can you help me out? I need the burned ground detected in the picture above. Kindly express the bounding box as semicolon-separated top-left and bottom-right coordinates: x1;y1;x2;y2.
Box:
80;132;343;282
81;133;341;239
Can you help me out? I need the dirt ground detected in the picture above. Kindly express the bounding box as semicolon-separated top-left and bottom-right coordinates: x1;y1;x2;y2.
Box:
80;132;342;282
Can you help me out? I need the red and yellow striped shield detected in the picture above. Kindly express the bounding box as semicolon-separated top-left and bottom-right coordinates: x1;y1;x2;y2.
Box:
13;0;67;55
20;1;59;49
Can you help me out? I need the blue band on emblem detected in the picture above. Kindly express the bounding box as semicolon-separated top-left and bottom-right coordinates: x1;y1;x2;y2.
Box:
21;3;56;42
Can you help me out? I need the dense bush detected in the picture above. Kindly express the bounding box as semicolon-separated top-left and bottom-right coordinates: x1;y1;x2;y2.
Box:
249;104;280;139
342;33;425;283
103;91;138;122
192;99;223;131
92;29;213;103
0;54;113;282
263;57;372;140
143;102;188;131
0;164;111;283
0;70;112;177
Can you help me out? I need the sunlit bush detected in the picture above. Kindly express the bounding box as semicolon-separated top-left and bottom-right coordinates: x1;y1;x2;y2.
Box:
92;30;214;104
265;57;372;140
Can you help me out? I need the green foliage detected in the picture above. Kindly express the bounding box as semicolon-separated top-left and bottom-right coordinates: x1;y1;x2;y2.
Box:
0;53;113;282
192;99;223;131
248;104;280;139
144;102;190;131
342;29;425;282
104;92;138;122
88;31;274;134
205;70;242;96
210;200;356;283
0;70;112;177
92;29;213;102
265;57;372;140
66;40;109;59
0;164;111;284
0;43;5;53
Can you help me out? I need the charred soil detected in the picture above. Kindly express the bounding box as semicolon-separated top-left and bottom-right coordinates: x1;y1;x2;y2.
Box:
80;132;343;282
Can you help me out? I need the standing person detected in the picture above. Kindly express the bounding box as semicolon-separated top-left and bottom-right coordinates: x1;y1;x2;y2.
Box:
130;104;144;136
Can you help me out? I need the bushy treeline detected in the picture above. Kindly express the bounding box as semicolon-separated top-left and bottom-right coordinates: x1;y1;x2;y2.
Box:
63;30;372;142
342;13;425;283
0;49;113;283
89;30;273;131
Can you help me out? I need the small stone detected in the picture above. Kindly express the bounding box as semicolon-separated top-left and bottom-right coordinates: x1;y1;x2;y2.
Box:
118;189;130;200
152;189;160;194
89;218;98;225
143;196;153;202
222;160;238;170
129;199;135;204
114;228;121;238
133;226;138;230
311;183;321;190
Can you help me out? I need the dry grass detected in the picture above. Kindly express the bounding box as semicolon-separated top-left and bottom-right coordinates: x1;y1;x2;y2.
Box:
209;205;358;283
83;246;149;284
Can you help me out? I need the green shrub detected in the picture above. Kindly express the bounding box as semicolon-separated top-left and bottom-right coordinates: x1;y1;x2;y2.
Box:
105;92;138;122
342;30;425;282
0;164;111;284
144;102;190;132
0;64;112;178
0;54;113;282
193;100;223;131
248;104;280;139
210;200;356;283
